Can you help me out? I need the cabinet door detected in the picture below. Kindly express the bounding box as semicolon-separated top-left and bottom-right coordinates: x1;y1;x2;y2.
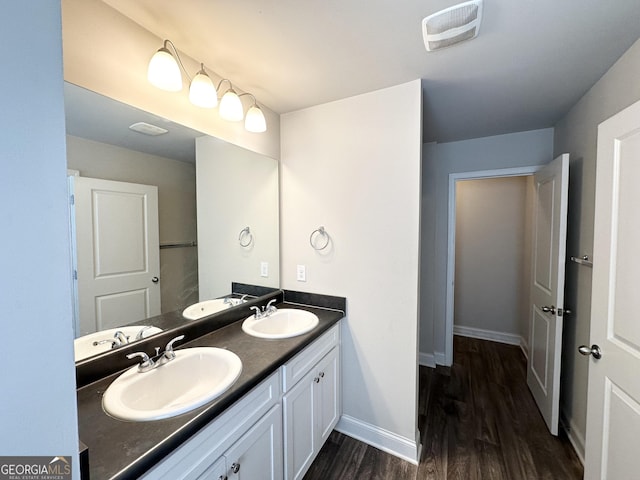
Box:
283;370;316;480
196;457;226;480
224;405;283;480
316;347;340;445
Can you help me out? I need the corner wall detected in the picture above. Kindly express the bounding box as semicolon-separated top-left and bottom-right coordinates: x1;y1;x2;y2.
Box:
280;80;422;462
0;3;79;477
553;38;640;461
420;128;554;365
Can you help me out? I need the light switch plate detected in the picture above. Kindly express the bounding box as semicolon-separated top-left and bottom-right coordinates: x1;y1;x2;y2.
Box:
260;262;269;277
296;264;306;282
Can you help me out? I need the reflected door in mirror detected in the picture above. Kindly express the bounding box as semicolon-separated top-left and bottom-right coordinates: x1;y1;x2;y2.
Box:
72;176;161;336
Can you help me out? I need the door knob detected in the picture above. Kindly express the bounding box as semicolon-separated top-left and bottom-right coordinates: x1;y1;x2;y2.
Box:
230;462;240;474
541;305;556;314
151;276;159;283
578;344;602;359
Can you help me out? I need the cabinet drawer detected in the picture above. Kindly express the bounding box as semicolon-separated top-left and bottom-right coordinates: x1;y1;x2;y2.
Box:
282;323;339;392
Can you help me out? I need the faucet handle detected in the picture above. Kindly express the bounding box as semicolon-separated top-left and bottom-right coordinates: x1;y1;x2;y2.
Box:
126;351;154;372
135;325;153;340
164;335;185;360
250;306;262;319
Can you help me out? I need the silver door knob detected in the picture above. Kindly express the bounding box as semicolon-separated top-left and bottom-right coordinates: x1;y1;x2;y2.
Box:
230;462;240;474
578;344;602;360
541;305;556;314
151;276;159;283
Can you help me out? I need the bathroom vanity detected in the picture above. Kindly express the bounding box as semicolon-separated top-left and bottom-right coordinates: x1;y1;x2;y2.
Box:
76;290;345;479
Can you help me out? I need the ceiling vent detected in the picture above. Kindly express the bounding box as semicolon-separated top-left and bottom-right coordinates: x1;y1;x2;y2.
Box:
422;0;483;52
129;122;169;136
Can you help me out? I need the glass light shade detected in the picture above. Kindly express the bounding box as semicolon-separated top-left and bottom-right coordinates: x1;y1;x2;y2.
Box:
244;105;267;133
147;48;182;92
189;71;218;108
219;89;244;121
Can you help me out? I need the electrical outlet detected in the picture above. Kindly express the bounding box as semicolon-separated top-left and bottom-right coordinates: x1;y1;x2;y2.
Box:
260;262;269;277
296;264;306;282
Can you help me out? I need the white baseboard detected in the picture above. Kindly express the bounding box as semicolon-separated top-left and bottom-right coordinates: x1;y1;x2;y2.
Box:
560;410;585;465
454;325;524;347
335;414;420;465
419;352;436;367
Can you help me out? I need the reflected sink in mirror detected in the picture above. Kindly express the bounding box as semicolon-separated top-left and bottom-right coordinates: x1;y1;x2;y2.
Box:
102;347;242;421
74;326;162;362
182;298;246;320
242;308;319;339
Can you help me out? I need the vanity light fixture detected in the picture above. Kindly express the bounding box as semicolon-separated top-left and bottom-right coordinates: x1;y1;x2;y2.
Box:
189;64;218;108
147;40;182;91
218;80;244;121
147;39;267;132
242;95;267;133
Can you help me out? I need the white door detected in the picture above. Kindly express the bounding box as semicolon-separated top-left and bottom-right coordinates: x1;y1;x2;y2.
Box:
583;99;640;479
73;177;160;336
527;153;569;436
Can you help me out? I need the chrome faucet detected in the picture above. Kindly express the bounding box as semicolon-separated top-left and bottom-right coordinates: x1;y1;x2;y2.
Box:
250;300;278;319
162;335;184;361
134;325;153;341
264;299;278;316
93;330;130;349
127;334;185;373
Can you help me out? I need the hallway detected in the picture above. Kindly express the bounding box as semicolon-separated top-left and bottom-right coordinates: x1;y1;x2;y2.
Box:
304;336;583;479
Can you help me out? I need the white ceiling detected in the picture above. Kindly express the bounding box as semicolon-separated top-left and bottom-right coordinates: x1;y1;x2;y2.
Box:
102;0;640;143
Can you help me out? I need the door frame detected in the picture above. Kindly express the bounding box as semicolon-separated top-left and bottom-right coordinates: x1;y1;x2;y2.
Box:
444;165;542;366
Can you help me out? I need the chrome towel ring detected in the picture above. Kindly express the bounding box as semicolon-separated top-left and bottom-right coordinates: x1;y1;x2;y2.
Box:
310;226;330;251
239;226;253;247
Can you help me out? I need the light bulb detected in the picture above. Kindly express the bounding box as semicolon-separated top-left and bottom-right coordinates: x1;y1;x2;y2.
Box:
219;88;244;121
147;47;182;92
189;66;218;108
245;105;267;133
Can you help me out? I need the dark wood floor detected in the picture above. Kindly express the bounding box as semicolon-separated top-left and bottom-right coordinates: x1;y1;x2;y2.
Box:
304;336;584;479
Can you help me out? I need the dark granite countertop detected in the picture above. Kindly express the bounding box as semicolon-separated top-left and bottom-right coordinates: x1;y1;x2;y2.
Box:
77;301;344;480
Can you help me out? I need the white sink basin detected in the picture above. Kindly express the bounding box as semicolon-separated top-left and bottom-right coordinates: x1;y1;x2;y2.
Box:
74;326;162;362
103;347;242;421
182;298;245;320
242;309;319;339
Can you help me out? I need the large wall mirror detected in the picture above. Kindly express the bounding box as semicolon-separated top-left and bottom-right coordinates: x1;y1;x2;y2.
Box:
65;83;280;363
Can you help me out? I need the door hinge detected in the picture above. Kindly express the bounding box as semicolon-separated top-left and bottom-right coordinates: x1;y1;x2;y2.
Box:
70;194;75;205
73;269;78;280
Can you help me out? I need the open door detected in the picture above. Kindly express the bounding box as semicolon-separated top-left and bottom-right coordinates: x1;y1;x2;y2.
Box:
73;177;161;336
526;153;569;435
583;99;640;479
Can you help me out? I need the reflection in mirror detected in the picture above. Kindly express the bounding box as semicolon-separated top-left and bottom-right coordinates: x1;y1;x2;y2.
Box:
64;83;279;363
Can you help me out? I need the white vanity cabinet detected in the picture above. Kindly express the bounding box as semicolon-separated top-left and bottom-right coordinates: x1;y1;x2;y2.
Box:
282;324;341;480
139;321;341;480
141;372;282;480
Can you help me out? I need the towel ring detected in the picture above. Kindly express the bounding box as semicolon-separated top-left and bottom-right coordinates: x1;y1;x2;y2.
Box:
239;226;253;247
309;226;330;251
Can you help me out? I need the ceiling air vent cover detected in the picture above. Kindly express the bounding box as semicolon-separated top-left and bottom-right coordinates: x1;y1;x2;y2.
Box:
422;0;483;52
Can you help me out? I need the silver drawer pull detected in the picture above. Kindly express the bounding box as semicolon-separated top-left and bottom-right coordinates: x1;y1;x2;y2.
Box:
231;462;240;474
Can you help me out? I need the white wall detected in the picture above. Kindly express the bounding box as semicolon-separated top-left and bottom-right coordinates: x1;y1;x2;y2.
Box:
61;0;280;160
0;3;79;477
420;128;554;364
454;177;530;341
67;135;199;313
280;80;422;462
196;136;279;299
553;37;640;459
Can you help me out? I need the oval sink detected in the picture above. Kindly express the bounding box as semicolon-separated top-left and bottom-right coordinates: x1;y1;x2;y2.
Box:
182;298;245;320
242;309;319;339
74;325;162;362
103;347;242;421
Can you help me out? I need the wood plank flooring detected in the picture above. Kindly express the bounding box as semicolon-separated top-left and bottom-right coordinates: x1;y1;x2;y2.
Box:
304;336;584;480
